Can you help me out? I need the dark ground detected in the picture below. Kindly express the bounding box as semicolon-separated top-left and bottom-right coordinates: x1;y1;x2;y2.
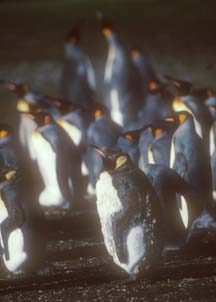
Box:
0;207;216;302
0;1;216;301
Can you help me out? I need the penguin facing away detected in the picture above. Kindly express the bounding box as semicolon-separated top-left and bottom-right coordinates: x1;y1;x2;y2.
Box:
93;146;163;278
0;167;46;273
60;27;96;108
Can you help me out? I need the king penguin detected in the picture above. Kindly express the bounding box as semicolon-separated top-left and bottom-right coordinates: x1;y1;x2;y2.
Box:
93;146;163;278
100;17;143;127
30;111;83;208
60;27;96;108
0;166;46;273
84;103;122;195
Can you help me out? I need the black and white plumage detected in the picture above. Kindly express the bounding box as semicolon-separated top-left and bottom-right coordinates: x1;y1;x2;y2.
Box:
0;167;45;273
30;112;83;208
94;147;163;278
101;21;143;127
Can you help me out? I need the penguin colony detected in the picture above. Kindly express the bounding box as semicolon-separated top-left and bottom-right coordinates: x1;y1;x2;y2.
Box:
0;15;216;280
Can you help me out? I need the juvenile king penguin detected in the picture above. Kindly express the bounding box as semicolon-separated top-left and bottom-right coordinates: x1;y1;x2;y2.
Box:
93;146;163;278
100;17;143;127
0;167;46;273
60;27;96;108
30;111;82;208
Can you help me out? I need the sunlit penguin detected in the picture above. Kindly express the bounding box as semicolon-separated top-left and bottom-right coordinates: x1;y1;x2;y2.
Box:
84;104;121;195
30;111;82;208
100;17;143;127
0;167;46;273
138;80;173;127
93;146;163;278
60;27;96;108
169;111;212;215
131;48;158;100
116;128;144;164
144;164;202;251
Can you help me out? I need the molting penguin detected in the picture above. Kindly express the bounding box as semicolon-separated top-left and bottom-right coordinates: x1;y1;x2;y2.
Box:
84;104;122;195
0;167;46;273
100;17;143;127
30;111;82;208
93;146;163;278
60;27;96;108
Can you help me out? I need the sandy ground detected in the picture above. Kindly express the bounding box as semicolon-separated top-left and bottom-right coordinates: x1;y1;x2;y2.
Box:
0;207;216;302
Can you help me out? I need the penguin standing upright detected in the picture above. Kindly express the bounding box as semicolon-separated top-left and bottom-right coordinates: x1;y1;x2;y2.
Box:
100;18;143;127
93;146;163;278
30;111;83;208
0;166;46;273
84;104;121;195
60;27;96;108
131;48;158;100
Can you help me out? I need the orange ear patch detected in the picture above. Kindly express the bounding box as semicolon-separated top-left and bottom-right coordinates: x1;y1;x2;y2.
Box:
0;130;8;139
154;128;163;137
149;81;158;90
44;115;51;125
102;28;112;37
131;49;140;58
125;134;134;142
179;114;187;124
95;110;102;119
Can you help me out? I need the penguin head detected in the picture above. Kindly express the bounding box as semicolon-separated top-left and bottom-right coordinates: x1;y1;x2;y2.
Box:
162;113;191;134
27;110;54;128
148;80;165;97
0;167;17;189
66;27;80;45
205;89;216;120
2;81;30;98
121;128;144;145
143;124;166;139
92;103;109;120
131;48;141;59
0;124;12;140
91;145;132;172
164;75;193;96
98;14;114;39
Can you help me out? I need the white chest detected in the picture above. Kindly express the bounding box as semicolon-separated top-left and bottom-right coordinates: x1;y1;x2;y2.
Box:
110;88;123;126
105;47;116;83
0;193;8;224
210;125;215;157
